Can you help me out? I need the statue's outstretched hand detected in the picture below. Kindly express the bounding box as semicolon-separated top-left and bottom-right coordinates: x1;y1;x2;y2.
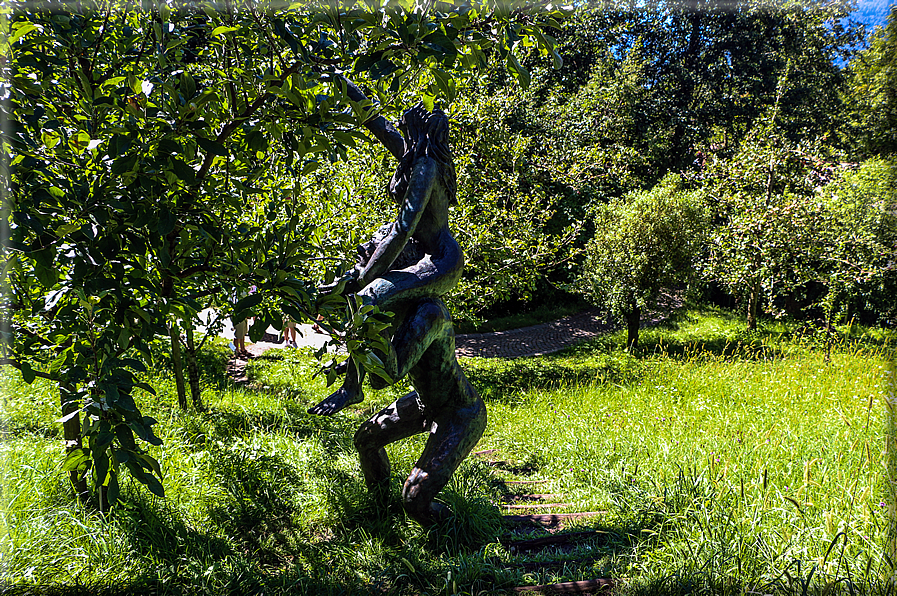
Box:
318;274;361;296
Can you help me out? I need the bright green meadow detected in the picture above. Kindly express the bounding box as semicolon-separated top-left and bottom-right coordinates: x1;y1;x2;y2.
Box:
1;307;895;595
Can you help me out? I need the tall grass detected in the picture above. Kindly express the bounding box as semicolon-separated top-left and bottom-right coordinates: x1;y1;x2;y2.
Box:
1;308;894;594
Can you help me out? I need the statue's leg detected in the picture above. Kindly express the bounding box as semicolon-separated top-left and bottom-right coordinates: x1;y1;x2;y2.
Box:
353;391;429;489
402;396;487;527
369;298;452;390
308;358;364;416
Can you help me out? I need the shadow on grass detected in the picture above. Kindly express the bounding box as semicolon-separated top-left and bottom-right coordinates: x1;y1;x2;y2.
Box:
174;402;358;454
11;461;892;596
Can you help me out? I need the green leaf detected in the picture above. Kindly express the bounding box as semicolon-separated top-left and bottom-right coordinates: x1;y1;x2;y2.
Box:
128;418;163;446
120;358;147;373
111;448;131;464
360;351;394;385
283;302;305;322
211;25;239;36
137;452;163;480
169;157;197;184
157;208;176;235
234;292;263;319
41;129;61;149
134;381;156;395
93;450;110;489
246;130;268;152
196;136;226;156
20;362;36;384
157;138;182;156
552;49;563;70
301;160;319;176
180;72;196;98
55;222;80;238
506;53;531;90
9;22;40;43
105;470;120;507
248;318;266;343
111;154;138;175
144;474;165;498
68;131;91;154
62;448;90;472
370;59;398;80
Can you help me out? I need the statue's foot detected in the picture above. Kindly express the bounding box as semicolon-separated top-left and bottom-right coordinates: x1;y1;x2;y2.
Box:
406;501;451;529
430;501;450;524
308;386;363;416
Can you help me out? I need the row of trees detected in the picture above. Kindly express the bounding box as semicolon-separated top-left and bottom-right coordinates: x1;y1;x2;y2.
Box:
571;3;897;349
580;139;896;351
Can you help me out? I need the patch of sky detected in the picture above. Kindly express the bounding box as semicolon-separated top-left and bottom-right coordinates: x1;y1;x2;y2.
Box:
834;0;895;66
854;0;895;37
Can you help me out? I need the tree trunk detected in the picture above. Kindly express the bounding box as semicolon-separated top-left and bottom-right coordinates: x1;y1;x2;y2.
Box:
626;307;641;352
747;284;760;331
185;327;203;410
60;384;89;502
169;323;188;409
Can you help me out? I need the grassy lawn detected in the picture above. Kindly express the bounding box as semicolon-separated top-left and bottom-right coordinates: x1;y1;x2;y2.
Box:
1;307;894;595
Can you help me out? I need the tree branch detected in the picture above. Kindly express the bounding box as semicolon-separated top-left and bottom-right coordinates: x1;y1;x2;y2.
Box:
0;358;58;381
194;60;307;182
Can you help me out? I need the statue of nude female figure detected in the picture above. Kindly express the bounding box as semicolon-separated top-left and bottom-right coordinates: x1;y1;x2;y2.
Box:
308;82;486;528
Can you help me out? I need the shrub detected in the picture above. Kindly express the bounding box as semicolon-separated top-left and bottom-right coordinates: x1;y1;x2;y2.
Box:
576;173;707;350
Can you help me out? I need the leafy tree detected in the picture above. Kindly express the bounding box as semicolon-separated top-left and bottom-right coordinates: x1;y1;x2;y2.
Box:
3;0;566;508
448;86;583;319
702;126;839;329
531;0;861;182
817;157;897;329
846;4;897;157
576;173;707;351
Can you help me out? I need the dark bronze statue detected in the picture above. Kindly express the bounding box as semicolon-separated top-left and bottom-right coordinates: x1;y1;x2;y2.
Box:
308;82;486;528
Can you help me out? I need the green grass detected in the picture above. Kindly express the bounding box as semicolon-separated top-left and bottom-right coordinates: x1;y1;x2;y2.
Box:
1;307;895;595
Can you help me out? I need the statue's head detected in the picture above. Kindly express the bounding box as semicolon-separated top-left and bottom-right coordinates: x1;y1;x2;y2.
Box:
390;103;456;203
397;103;450;159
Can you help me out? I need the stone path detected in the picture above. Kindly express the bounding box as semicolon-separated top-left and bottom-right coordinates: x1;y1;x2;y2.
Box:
456;290;681;358
226;292;682;382
455;308;613;359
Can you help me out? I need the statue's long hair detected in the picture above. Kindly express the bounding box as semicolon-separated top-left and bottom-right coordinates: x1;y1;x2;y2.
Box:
389;104;457;205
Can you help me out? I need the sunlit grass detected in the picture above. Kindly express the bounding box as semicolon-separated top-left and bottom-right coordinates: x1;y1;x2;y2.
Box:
0;307;894;594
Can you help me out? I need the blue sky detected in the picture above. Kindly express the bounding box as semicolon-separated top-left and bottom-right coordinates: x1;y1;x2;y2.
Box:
854;0;895;38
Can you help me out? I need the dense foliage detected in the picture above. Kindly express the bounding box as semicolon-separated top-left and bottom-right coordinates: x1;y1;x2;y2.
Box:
3;0;567;506
577;173;707;349
847;4;897;157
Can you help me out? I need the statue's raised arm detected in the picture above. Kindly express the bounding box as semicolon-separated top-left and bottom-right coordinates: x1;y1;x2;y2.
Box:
340;76;405;160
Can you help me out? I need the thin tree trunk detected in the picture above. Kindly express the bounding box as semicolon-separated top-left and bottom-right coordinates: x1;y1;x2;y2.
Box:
626;307;641;352
88;385;109;513
185;327;203;410
169;323;188;409
60;384;89;502
747;284;759;331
